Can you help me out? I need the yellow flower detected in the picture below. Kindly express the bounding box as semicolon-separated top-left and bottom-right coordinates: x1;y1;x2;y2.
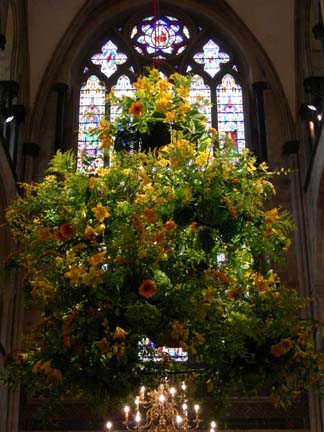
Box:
171;320;185;339
195;151;210;167
64;266;84;285
265;208;279;224
94;337;111;354
177;102;191;114
156;95;172;112
99;118;110;129
98;136;113;149
97;167;110;177
157;79;171;91
83;266;103;287
246;160;257;175
85;225;96;237
5;208;14;223
114;342;127;360
94;223;106;235
177;87;190;98
39;360;52;374
88;251;106;267
202;286;215;303
163;111;177;123
258;161;268;171
51;368;63;382
252;273;269;292
92;202;110;222
113;326;128;340
32;359;43;373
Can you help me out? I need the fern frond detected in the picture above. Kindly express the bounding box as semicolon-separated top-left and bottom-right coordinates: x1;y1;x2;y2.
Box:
47;150;76;175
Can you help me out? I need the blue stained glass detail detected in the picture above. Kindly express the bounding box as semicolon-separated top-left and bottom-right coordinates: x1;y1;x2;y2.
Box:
194;39;230;78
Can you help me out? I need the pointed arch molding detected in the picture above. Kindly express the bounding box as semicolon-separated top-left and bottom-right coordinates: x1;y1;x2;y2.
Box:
28;0;294;150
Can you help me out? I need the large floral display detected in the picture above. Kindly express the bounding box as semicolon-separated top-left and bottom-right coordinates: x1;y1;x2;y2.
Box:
2;69;324;415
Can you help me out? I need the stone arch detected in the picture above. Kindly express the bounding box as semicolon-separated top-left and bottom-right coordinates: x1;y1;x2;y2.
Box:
27;0;295;179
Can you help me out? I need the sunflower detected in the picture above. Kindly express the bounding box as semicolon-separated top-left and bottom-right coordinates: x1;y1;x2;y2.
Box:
138;279;157;298
129;101;145;116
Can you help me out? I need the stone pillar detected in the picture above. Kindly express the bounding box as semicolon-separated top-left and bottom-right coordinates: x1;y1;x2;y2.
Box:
52;83;69;152
22;142;39;182
252;81;269;163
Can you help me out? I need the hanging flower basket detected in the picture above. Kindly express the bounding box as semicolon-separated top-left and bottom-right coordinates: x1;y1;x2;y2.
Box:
1;69;324;416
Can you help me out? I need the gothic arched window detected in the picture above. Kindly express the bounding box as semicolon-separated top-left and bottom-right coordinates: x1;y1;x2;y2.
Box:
77;12;247;172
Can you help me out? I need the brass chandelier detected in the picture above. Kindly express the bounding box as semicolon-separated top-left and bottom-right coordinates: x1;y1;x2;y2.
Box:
105;379;216;432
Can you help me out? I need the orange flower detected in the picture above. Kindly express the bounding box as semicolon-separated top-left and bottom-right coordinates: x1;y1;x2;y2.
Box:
226;289;235;301
142;208;157;223
5;208;15;223
138;279;157;298
129;101;144;116
37;227;52;240
271;338;293;357
131;213;144;236
165;219;178;232
204;269;230;285
190;222;200;233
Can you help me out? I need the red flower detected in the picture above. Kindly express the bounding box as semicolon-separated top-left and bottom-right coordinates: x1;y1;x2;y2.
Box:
138;279;157;298
55;223;76;241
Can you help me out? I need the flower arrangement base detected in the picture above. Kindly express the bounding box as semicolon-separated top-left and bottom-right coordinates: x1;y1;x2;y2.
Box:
139;122;171;152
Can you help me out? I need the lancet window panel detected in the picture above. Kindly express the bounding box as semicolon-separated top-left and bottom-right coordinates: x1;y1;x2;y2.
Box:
78;75;106;172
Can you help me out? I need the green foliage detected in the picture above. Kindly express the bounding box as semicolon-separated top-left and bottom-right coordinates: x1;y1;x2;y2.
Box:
2;70;324;416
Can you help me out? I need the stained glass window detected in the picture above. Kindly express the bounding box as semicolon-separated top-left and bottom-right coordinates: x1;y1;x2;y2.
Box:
110;75;135;122
131;15;189;58
190;75;212;129
91;40;127;78
140;338;188;362
193;40;230;78
78;14;248;171
216;74;245;152
78;75;106;172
